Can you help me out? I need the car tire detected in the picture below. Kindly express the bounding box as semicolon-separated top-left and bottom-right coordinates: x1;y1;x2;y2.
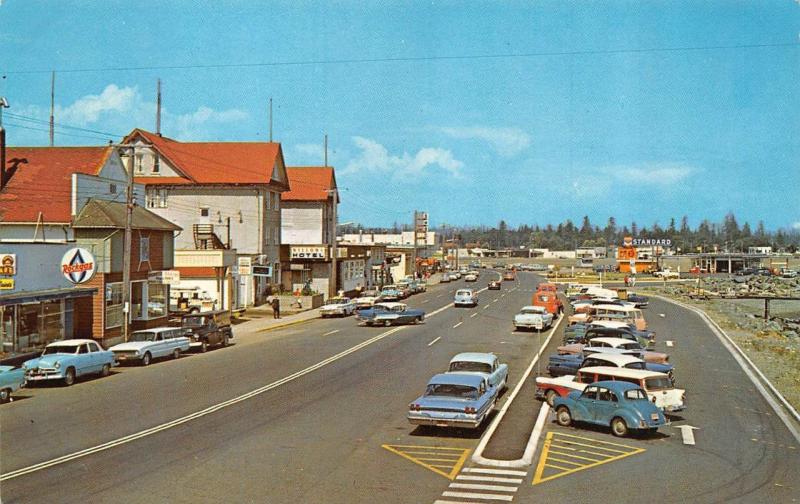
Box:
500;377;507;391
223;333;230;347
0;388;10;403
172;348;181;359
611;417;628;437
100;363;111;377
555;406;572;427
545;389;557;407
63;368;76;386
142;352;152;366
200;341;208;353
383;319;392;327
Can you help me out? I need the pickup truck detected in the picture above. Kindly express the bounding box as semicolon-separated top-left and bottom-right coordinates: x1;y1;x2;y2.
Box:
181;310;233;352
653;269;680;279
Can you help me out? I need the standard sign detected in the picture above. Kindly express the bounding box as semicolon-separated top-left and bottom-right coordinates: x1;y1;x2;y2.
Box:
0;254;17;276
290;246;327;260
631;238;672;247
61;248;96;284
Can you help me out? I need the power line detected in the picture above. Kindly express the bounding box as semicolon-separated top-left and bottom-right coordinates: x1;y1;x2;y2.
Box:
3;121;115;142
5;112;123;138
2;42;798;75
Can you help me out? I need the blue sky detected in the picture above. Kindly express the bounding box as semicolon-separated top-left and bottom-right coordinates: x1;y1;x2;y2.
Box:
1;1;799;231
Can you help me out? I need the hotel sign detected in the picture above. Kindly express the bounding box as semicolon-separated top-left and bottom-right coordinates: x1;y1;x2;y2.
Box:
290;246;328;260
0;254;16;276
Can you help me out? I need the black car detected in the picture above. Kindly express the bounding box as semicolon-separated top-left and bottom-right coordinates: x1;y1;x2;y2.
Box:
756;267;773;276
488;280;501;290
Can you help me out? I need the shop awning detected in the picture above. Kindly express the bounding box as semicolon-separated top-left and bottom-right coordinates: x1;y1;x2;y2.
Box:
0;287;97;306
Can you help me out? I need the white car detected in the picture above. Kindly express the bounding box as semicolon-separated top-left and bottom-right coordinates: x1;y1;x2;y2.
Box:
464;274;478;282
320;297;357;317
513;306;554;330
653;269;680;279
354;296;379;309
454;289;479;307
109;327;191;366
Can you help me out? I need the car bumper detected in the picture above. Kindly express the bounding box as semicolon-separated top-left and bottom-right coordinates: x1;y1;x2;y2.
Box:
24;371;64;381
407;414;482;429
515;322;544;330
321;310;345;316
114;354;142;363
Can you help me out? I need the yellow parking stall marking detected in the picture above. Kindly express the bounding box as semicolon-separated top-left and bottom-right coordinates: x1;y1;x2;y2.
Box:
382;444;470;480
533;432;645;485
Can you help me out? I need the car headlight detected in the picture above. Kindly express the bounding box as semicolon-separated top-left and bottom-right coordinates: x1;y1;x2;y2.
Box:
54;361;61;369
134;350;141;356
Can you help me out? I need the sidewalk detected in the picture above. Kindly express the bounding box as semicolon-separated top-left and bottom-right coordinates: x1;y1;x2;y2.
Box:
234;306;323;334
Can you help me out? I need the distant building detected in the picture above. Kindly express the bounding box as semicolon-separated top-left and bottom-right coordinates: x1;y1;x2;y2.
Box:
748;246;772;255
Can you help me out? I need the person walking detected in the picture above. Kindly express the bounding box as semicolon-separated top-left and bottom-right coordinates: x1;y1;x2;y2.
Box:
271;296;280;319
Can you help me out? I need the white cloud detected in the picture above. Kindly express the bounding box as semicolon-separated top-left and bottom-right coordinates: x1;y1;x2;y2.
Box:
439;126;531;156
793;222;800;230
15;84;248;142
344;136;463;178
612;164;693;185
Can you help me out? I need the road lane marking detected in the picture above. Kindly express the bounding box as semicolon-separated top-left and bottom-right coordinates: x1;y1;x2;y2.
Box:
677;425;699;445
1;325;409;482
453;322;463;329
448;482;517;492
470;313;478;318
323;329;339;336
492;299;498;303
665;340;674;347
441;491;513;502
422;299;430;304
461;468;526;476
532;432;645;485
428;337;441;346
483;305;490;310
456;475;523;484
382;445;470;480
437;294;444;298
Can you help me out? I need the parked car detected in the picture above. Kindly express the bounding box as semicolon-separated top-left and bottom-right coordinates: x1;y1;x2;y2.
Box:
653;269;680;279
451;272;462;280
503;271;516;281
558;336;669;364
553;381;668;437
756;267;774;276
532;291;563;315
379;285;403;301
513;305;554;331
181;310;233;352
395;282;413;298
441;273;452;283
109;327;190;366
416;281;428;292
454;289;479;307
407;373;497;429
781;268;798;279
546;352;674;382
536;366;685;413
447;352;509;390
354;296;380;310
624;293;650;308
0;366;26;402
320;297;357;317
356;302;425;326
488;280;501;290
464;273;478;282
23;339;116;386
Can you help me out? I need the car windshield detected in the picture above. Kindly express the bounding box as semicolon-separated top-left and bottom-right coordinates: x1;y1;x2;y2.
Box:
624;362;647;370
425;384;479;400
43;345;79;355
449;361;492;374
130;332;157;342
328;298;348;305
645;376;674;391
457;290;471;296
624;389;648;400
182;316;207;327
521;308;543;315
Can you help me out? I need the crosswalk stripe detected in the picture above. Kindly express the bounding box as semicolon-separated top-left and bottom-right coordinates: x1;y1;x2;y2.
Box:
461;468;527;476
448;483;517;492
456;475;523;484
442;491;513;502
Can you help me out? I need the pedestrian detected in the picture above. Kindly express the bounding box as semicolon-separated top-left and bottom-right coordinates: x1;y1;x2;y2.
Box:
624;275;629;287
271;296;280;319
630;275;636;287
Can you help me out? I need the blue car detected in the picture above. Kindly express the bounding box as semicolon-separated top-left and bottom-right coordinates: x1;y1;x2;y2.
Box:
408;373;497;429
356;302;425;327
0;366;26;403
553;380;667;437
23;339;116;386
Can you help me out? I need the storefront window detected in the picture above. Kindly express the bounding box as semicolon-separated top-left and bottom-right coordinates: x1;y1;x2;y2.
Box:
1;306;15;354
17;303;41;351
131;281;144;320
40;300;64;345
106;282;124;328
148;283;166;318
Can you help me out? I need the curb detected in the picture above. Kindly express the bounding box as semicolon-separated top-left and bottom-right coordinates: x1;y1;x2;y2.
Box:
255;316;319;334
470;311;566;467
652;293;800;444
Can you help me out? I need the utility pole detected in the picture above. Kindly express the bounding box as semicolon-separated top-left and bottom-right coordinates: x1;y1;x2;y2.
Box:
49;71;55;146
155;78;162;135
120;145;135;342
269;98;273;142
328;188;338;300
413;210;418;278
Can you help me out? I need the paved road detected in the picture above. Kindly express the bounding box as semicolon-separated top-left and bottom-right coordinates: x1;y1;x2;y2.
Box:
2;271;799;503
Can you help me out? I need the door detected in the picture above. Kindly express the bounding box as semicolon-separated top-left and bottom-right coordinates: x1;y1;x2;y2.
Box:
592;387;619;424
576;386;598;423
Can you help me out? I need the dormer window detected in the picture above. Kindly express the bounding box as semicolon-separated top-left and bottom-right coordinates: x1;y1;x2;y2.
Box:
153;153;160;173
135;155;144;173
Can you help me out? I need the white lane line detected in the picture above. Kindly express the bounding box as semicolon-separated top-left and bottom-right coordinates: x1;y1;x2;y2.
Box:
470;313;478;318
492;299;499;303
461;468;527;476
422;299;430;304
448;483;517;492
665;340;674;347
483;305;490;310
442;491;513;502
456;475;523;484
322;329;339;336
677;425;699;445
437;294;444;298
428;336;441;347
0;326;408;482
452;322;463;329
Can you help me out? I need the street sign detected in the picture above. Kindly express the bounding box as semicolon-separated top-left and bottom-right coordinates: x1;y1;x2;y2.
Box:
252;265;272;277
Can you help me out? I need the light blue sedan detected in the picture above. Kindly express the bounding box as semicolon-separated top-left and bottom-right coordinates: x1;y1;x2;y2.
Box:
0;366;25;403
23;339;116;386
447;352;509;390
407;373;497;429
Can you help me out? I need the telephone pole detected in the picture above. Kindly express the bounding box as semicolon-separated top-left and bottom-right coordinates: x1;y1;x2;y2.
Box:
119;145;135;342
155;78;162;135
269;97;273;142
49;72;55;146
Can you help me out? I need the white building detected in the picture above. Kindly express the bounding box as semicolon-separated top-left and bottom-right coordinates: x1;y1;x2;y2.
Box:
340;231;436;246
126;129;289;307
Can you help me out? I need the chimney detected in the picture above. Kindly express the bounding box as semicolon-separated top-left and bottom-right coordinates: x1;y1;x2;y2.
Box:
0;126;6;190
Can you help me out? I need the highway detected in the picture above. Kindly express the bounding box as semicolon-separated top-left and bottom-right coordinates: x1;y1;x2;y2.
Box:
1;272;799;503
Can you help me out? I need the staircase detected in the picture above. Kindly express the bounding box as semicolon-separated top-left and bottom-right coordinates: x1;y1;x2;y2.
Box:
193;224;227;249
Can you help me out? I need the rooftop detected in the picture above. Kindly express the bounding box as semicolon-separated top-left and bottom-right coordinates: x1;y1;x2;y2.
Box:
282;166;336;201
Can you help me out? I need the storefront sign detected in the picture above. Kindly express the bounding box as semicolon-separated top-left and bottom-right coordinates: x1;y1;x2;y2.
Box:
0;254;17;276
290;264;307;271
623;236;672;247
0;278;14;290
61;248;96;284
290;246;328;260
238;257;252;275
252;265;272;277
148;270;181;285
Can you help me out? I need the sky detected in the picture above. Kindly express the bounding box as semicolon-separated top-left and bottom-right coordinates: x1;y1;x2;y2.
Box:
1;1;799;232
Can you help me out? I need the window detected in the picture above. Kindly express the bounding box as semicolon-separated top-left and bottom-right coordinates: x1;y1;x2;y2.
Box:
273;192;279;211
146;188;157;208
265;226;271;245
148;282;167;318
153;153;160;173
158;189;167;208
88;342;100;352
135;156;143;173
105;283;124;328
200;207;209;217
265;192;271;210
131;281;145;320
40;300;64;345
582;386;598;400
109;183;117;194
140;236;150;262
598;388;612;402
274;227;279;245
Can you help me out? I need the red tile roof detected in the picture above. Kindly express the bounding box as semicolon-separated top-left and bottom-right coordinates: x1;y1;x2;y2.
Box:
0;146;111;223
282;166;336;201
127;129;287;187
